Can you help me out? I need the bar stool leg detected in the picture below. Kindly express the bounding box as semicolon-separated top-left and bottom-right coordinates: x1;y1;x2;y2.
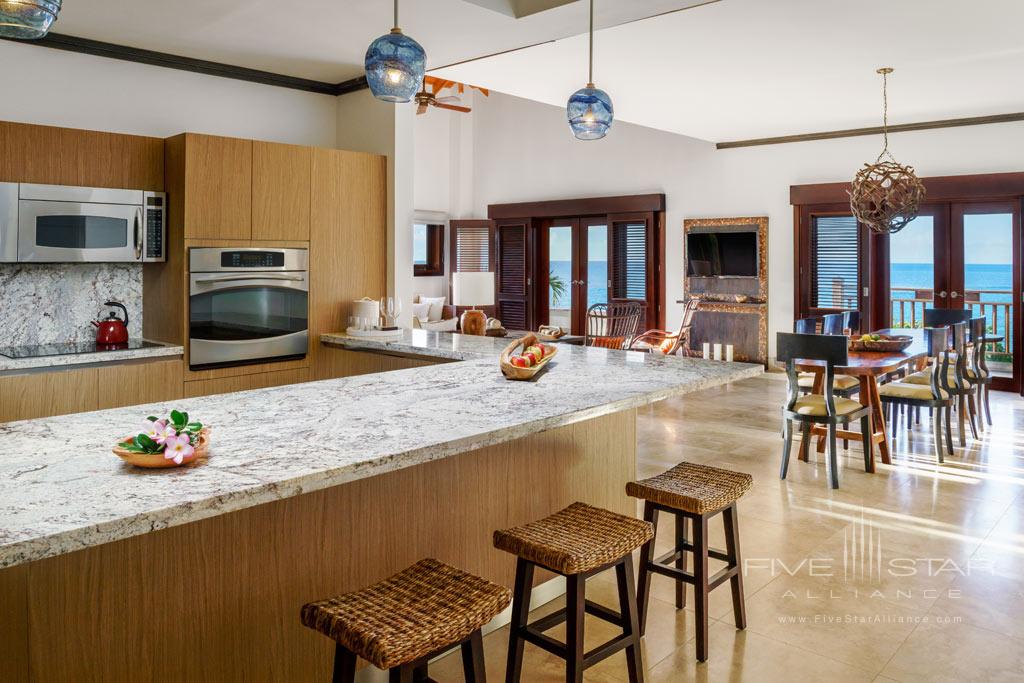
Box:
722;504;746;630
332;644;357;683
565;574;586;683
692;513;710;662
983;384;993;426
505;559;534;683
635;501;658;635
616;556;645;683
674;511;688;609
461;630;486;683
944;404;955;455
412;662;429;683
389;665;414;683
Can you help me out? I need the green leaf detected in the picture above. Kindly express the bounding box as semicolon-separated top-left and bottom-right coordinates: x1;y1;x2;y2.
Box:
146;415;158;422
186;422;203;432
170;410;186;427
136;433;160;453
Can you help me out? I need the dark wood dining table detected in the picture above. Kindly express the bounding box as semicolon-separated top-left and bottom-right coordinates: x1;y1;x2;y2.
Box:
795;328;931;470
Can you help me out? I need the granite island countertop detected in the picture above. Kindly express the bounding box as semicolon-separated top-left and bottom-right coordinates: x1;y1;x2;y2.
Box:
0;331;762;569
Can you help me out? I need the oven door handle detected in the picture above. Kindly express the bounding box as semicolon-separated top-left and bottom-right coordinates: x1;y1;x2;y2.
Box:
194;274;305;283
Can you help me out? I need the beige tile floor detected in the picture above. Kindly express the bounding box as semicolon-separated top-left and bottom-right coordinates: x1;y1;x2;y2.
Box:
432;373;1024;682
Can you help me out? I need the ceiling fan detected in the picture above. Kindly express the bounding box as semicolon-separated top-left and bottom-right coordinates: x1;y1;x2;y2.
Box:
414;75;489;116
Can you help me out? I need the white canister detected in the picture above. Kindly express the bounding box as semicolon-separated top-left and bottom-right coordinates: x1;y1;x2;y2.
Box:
726;344;734;362
352;298;380;327
702;343;710;360
713;343;723;361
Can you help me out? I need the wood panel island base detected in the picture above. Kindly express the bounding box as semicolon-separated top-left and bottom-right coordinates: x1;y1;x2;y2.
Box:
1;410;634;682
0;330;761;682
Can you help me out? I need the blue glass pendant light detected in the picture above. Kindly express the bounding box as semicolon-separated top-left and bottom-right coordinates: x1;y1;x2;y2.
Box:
0;0;61;39
365;0;426;103
567;0;613;140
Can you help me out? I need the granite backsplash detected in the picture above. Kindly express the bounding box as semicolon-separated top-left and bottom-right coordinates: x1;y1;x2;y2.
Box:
0;263;143;347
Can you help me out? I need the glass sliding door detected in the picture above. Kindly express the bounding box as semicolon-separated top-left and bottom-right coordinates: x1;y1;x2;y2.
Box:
951;202;1019;388
545;222;576;331
888;205;948;328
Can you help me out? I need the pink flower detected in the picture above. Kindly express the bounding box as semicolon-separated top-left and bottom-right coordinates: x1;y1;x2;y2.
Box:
163;434;195;465
154;422;178;445
141;419;166;440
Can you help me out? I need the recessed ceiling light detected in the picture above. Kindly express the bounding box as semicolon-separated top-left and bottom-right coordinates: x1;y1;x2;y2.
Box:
461;0;580;19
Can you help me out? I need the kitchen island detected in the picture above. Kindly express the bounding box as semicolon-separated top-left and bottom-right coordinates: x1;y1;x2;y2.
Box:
0;331;761;681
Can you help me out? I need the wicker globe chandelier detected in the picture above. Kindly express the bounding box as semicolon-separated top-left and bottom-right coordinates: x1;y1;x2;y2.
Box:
848;68;925;235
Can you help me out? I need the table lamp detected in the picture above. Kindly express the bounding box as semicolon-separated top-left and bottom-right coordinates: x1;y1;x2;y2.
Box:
452;272;495;336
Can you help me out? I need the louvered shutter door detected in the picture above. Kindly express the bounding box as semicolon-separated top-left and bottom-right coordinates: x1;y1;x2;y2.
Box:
449;220;496;318
810;215;860;310
496;221;530;330
610;217;652;328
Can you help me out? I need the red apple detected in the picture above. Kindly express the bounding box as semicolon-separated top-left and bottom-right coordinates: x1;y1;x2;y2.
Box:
522;351;539;365
527;344;545;359
510;356;530;368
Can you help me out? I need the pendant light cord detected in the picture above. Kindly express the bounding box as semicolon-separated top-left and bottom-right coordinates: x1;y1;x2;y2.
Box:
588;0;594;86
394;0;399;29
877;67;894;162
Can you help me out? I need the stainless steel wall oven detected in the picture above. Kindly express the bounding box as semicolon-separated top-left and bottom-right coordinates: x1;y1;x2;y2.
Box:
188;248;308;369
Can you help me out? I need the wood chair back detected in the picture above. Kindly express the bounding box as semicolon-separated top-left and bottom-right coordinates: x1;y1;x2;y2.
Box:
794;317;818;335
821;312;848;336
923;308;971;327
944;321;970;392
776;332;849;416
585;301;643;349
921;327;953;400
969;316;990;379
626;298;700;355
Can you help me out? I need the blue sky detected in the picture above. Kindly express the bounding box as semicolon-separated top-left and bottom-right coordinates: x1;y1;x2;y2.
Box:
891;213;1012;265
548;225;607;261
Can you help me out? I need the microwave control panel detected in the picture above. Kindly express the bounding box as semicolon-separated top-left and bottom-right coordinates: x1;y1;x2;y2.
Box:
143;192;167;262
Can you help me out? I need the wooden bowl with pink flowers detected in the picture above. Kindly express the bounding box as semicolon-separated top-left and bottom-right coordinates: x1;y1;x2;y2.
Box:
112;410;210;469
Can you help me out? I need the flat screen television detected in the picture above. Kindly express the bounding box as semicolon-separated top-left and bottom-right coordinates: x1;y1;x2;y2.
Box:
686;231;758;277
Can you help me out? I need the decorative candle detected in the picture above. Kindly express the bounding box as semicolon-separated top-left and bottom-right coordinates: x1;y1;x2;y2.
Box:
713;343;723;361
702;343;710;360
726;344;734;362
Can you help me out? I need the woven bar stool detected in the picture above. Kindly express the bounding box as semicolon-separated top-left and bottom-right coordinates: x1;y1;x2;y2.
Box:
494;502;654;683
301;558;512;683
627;462;752;662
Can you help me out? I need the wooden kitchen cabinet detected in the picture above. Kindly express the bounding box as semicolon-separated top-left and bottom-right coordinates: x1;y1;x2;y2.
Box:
166;133;252;241
310;149;388;380
95;360;184;410
0;368;98;423
184;367;310;398
252;141;311;241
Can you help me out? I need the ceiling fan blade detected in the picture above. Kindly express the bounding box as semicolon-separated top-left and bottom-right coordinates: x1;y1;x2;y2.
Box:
435;95;461;104
434;103;472;114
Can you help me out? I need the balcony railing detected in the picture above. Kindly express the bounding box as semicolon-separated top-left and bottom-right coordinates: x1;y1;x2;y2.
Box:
890;287;1013;357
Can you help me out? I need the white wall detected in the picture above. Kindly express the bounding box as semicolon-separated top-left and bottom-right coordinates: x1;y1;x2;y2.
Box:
463;90;1024;356
0;41;337;147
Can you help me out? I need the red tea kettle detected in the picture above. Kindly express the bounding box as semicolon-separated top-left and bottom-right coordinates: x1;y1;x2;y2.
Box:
92;301;129;345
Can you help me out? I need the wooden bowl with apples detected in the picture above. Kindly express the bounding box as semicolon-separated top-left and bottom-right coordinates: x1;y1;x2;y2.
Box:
500;334;558;380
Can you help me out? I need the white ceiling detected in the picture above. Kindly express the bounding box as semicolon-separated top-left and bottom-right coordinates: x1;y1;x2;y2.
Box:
434;0;1024;142
52;0;708;83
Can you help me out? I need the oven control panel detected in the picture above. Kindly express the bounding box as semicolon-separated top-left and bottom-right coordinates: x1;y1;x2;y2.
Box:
220;251;285;268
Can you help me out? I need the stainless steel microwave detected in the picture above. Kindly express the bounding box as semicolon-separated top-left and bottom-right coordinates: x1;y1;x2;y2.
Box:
0;182;166;263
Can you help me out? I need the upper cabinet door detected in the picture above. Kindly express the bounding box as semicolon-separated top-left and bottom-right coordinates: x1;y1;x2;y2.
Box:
183;133;252;240
252;141;311;241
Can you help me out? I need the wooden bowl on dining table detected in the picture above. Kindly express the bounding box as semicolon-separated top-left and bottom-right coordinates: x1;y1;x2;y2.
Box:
848;334;913;353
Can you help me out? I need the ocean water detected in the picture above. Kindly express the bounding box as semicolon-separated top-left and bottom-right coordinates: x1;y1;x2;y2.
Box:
549;260;607;308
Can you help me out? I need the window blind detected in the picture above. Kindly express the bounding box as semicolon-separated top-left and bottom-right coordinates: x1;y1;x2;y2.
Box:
810;215;860;309
611;221;647;301
454;224;491;272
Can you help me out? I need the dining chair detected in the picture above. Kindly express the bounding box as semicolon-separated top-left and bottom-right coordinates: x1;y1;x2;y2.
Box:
793;317;860;400
585;301;644;350
821;312;848;336
903;321;976;446
777;332;873;489
967;316;993;428
628;298;699;355
877;327;955;463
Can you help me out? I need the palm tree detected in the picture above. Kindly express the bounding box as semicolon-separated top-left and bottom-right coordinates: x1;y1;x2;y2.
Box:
549;270;567;306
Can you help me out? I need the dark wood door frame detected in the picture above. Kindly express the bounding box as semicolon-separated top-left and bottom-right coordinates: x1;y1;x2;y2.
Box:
487;194;666;331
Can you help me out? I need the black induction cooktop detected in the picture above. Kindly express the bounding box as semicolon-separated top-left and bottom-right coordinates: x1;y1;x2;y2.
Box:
0;340;165;360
